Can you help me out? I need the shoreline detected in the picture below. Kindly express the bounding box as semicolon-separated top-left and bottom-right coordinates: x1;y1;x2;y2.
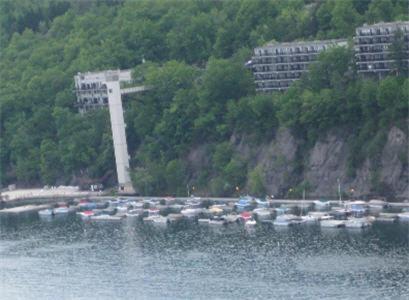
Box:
1;188;409;210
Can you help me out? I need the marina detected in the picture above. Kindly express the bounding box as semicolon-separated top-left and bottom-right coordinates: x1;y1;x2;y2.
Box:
1;202;409;300
2;194;409;230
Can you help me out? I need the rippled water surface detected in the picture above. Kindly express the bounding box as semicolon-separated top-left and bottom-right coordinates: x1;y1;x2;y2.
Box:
1;215;408;299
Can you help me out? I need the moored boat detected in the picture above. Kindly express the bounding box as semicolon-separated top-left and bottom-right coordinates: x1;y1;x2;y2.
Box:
126;208;143;219
314;200;331;210
167;213;184;224
345;201;369;217
181;208;202;218
90;214;125;222
320;220;345;228
345;218;372;229
77;210;95;220
398;212;409;222
273;214;302;227
368;199;389;211
198;218;210;225
253;208;272;221
209;216;226;226
53;206;70;215
38;209;54;217
235;196;253;212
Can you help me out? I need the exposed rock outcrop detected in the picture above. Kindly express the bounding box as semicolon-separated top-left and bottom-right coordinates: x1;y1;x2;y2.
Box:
246;126;408;200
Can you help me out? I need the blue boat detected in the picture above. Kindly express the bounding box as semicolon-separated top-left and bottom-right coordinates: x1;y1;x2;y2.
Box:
346;201;369;217
235;196;253;212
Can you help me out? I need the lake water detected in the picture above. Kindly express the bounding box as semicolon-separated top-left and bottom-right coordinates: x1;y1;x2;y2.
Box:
1;214;408;299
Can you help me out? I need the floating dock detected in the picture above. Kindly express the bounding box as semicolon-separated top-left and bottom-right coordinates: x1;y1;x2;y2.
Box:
0;204;51;215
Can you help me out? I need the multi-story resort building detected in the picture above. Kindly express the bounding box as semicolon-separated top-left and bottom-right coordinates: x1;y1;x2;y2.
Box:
354;21;409;77
74;69;133;113
249;39;348;92
250;21;409;92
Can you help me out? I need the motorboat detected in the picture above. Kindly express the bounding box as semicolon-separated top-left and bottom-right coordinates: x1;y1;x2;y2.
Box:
167;213;184;224
181;208;202;218
274;207;291;216
254;198;269;208
116;204;130;214
345;218;372;229
126;209;143;219
368;199;389;211
273;214;302;226
78;200;97;210
151;215;168;226
38;209;54;217
77;210;95;220
347;201;369;217
198;218;210;225
90;215;125;222
376;213;399;223
223;214;240;224
307;211;333;221
313;200;331;210
320;220;345;228
329;208;349;220
209;216;226;226
208;206;224;216
398;212;409;222
53;206;70;215
301;214;319;224
235;196;253;212
253;208;272;221
245;219;257;227
185;199;201;209
239;211;252;222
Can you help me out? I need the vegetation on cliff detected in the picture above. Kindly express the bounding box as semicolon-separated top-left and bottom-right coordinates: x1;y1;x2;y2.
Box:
0;0;407;197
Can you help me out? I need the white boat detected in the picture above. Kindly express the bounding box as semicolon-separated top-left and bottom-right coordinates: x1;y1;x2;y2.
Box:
301;215;319;224
308;211;333;221
143;214;167;226
320;220;345;228
181;208;202;218
38;209;54;217
208;206;224;216
90;215;125;222
223;214;240;224
116;205;129;214
345;218;372;229
167;213;184;224
53;206;70;215
76;210;95;220
198;218;210;225
273;214;301;226
253;208;272;221
398;212;409;222
152;215;168;226
368;199;389;210
209;217;226;226
314;200;331;210
126;209;143;219
245;220;257;227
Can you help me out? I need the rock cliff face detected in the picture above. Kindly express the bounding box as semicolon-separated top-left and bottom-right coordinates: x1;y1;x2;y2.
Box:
241;126;408;200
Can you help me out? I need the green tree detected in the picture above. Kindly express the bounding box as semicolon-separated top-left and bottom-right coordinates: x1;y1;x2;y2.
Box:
390;29;409;76
248;165;266;196
40;139;60;184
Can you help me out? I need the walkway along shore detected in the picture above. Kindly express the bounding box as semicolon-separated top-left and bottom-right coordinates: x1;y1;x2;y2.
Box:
1;188;409;210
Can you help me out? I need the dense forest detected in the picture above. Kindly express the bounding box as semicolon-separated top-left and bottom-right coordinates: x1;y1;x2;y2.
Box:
0;0;408;197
